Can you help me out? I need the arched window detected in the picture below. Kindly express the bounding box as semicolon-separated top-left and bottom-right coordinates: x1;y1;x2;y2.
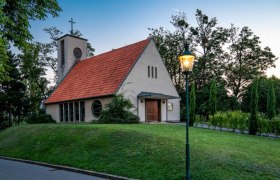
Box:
92;100;102;118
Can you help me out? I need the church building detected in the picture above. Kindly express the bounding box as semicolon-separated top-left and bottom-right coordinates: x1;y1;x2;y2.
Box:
45;34;180;122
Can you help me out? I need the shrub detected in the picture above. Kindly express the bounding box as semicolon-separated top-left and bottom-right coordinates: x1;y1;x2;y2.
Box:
257;113;271;136
25;113;56;124
270;116;280;137
209;112;226;130
99;94;139;124
238;112;249;133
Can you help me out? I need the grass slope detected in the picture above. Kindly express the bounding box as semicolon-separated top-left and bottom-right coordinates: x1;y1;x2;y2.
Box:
0;124;279;179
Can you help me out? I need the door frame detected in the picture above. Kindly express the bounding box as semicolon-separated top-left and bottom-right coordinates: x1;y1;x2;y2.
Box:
145;99;161;122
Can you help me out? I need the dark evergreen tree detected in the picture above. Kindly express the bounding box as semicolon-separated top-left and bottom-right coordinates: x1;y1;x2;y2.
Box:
0;52;27;128
209;79;217;115
249;78;259;135
190;83;196;126
267;80;276;119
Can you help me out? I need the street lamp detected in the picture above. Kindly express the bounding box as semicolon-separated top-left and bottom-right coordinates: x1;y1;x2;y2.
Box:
178;43;195;180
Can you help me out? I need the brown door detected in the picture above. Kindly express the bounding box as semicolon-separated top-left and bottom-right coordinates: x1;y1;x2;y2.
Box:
146;100;160;122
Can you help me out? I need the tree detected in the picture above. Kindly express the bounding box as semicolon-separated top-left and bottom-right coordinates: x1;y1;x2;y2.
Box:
19;43;50;114
209;79;217;115
0;0;61;80
190;83;196;126
0;51;27;127
242;76;280;114
226;26;277;99
267;80;276;119
249;78;259;135
190;9;230;89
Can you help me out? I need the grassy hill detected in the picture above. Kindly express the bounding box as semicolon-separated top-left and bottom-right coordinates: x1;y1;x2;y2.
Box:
0;124;279;179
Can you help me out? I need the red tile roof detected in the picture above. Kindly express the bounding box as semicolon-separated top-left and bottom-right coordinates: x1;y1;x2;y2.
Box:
45;38;151;104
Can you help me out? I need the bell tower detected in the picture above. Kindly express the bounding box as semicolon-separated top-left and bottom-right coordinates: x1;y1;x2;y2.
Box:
57;34;87;83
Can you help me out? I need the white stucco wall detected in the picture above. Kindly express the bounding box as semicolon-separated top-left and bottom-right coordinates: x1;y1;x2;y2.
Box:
84;97;112;122
46;104;59;122
117;41;180;122
46;97;112;123
57;35;87;83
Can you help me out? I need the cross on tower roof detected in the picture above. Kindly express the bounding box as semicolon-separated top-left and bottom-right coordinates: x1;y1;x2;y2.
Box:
68;18;75;35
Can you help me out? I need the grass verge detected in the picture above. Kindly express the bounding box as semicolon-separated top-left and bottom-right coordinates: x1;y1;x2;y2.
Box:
0;124;279;179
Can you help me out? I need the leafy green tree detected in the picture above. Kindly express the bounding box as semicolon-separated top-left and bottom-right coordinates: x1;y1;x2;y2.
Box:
190;83;196;126
0;51;27;127
249;78;259;135
190;9;230;89
226;26;277;99
242;76;280;114
209;79;217;115
267;80;276;119
0;0;61;80
19;44;50;114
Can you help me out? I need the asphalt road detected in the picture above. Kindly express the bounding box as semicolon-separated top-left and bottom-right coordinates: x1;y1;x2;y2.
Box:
0;159;107;180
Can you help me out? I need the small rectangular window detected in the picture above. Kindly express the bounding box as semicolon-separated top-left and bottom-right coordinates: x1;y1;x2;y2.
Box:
64;103;68;122
59;104;64;122
151;66;154;78
61;40;65;66
80;101;85;122
155;67;157;79
69;102;74;122
148;66;150;77
74;102;79;122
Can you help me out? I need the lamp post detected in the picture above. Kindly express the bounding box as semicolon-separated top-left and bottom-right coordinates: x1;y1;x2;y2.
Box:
178;43;195;180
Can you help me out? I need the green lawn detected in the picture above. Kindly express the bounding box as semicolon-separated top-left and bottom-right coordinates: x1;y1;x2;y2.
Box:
0;124;279;179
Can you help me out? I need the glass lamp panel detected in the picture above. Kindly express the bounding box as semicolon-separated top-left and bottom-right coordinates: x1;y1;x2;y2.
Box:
179;55;195;72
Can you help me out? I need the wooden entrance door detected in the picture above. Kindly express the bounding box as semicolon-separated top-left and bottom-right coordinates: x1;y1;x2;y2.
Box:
146;100;160;122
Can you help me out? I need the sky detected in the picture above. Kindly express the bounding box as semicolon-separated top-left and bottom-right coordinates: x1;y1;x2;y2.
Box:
30;0;280;79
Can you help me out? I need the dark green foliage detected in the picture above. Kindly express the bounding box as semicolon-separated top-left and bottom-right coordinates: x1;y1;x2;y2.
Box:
25;114;55;124
209;79;217;115
0;51;27;128
209;111;249;132
249;79;259;135
1;0;61;49
226;26;277;99
267;81;276;119
270;117;280;136
99;94;139;123
242;76;280;114
190;83;196;126
257;113;271;135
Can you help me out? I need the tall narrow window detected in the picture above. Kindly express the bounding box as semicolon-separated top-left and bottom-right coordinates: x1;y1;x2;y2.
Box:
69;102;74;121
59;104;64;122
151;66;154;78
64;103;68;122
148;66;150;77
74;102;79;122
80;101;85;122
60;40;65;66
155;67;157;79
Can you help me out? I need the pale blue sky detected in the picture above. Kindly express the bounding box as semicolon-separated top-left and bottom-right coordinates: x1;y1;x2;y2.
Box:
30;0;280;78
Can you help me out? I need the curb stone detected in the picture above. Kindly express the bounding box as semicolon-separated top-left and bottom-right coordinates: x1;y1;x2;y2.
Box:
0;156;134;180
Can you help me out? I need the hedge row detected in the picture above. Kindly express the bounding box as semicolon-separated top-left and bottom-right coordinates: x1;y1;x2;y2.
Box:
196;111;280;136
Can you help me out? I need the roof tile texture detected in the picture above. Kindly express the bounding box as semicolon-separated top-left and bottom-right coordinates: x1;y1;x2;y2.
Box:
45;38;150;104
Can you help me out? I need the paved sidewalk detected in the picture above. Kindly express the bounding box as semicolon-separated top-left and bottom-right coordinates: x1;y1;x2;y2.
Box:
0;158;107;180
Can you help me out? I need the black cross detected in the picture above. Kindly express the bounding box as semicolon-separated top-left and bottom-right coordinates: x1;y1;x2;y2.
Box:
68;18;75;35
